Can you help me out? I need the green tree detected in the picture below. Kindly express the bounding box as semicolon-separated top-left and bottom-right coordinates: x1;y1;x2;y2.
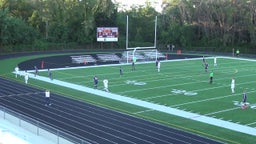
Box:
0;7;38;52
121;2;158;47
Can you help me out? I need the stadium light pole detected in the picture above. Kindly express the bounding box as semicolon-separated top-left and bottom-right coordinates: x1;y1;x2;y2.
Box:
126;15;129;63
126;15;129;49
154;16;157;49
154;16;158;61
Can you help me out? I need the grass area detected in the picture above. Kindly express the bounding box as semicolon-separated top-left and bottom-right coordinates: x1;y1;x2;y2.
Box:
1;54;256;144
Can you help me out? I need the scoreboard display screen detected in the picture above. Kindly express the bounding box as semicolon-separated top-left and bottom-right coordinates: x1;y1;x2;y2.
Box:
97;27;118;42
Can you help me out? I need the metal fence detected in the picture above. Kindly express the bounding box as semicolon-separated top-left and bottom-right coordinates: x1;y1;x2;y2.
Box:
0;106;91;144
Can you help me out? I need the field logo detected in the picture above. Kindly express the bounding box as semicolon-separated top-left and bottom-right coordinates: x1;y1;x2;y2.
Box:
125;80;146;86
171;89;197;96
233;101;256;109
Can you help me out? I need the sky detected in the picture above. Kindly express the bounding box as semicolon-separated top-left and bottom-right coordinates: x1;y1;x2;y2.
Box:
112;0;163;12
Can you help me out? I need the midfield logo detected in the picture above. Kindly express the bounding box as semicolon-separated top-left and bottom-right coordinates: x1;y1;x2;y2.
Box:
233;101;256;109
171;89;198;96
125;80;146;86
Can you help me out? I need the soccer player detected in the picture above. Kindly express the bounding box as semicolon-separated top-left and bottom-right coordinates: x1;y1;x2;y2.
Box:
209;70;213;84
132;62;135;71
15;65;20;78
48;69;53;80
236;49;240;57
131;56;136;71
24;70;29;84
45;90;51;106
93;76;98;89
214;57;217;67
202;56;206;64
242;90;247;109
157;60;161;72
34;66;38;77
103;79;109;92
231;78;235;93
119;66;123;76
204;62;209;72
155;60;158;69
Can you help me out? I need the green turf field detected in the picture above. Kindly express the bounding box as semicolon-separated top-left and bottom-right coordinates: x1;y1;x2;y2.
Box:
43;57;256;117
2;55;256;144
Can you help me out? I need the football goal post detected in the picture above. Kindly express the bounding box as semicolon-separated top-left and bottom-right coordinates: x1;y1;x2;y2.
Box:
125;15;158;63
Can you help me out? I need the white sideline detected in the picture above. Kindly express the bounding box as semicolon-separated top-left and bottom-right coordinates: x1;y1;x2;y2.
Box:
23;72;256;137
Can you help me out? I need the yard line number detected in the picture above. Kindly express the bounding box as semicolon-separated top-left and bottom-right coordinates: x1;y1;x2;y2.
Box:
125;80;146;86
233;101;256;109
171;89;198;96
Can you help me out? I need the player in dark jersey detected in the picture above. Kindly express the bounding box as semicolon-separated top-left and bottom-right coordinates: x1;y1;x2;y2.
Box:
48;69;53;80
242;90;248;109
131;56;136;71
202;56;206;64
242;91;247;103
119;66;123;76
93;76;98;89
209;71;213;84
132;62;135;71
204;62;209;72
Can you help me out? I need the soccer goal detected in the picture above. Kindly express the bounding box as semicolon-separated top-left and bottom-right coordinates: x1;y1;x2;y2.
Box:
124;15;161;63
120;47;166;63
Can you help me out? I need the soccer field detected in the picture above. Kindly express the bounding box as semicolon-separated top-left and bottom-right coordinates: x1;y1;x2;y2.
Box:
38;56;256;143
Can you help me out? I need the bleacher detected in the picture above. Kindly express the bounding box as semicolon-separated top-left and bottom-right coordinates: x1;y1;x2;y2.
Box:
69;51;165;66
143;50;166;60
96;54;120;62
120;49;166;63
70;55;96;64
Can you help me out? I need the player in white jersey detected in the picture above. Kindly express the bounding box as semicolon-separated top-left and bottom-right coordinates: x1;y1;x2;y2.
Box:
103;79;109;92
15;65;20;78
214;57;217;67
231;78;235;93
34;66;38;77
157;60;161;72
45;90;51;106
24;71;29;84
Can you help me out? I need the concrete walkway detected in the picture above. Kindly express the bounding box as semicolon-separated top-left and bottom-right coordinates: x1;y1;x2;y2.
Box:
0;118;55;144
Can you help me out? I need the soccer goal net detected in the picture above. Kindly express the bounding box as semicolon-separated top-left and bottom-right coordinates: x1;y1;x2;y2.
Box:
119;48;166;63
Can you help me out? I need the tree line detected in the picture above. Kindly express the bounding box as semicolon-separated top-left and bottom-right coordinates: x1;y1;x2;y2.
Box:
0;0;256;53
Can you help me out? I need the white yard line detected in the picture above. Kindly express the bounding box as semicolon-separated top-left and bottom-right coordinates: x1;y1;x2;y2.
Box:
114;62;256;93
143;74;256;101
133;109;154;114
247;121;256;126
22;72;256;137
204;107;240;116
162;81;256;108
18;56;256;137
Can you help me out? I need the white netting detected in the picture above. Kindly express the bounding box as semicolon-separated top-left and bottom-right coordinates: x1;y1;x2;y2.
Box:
119;49;166;63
